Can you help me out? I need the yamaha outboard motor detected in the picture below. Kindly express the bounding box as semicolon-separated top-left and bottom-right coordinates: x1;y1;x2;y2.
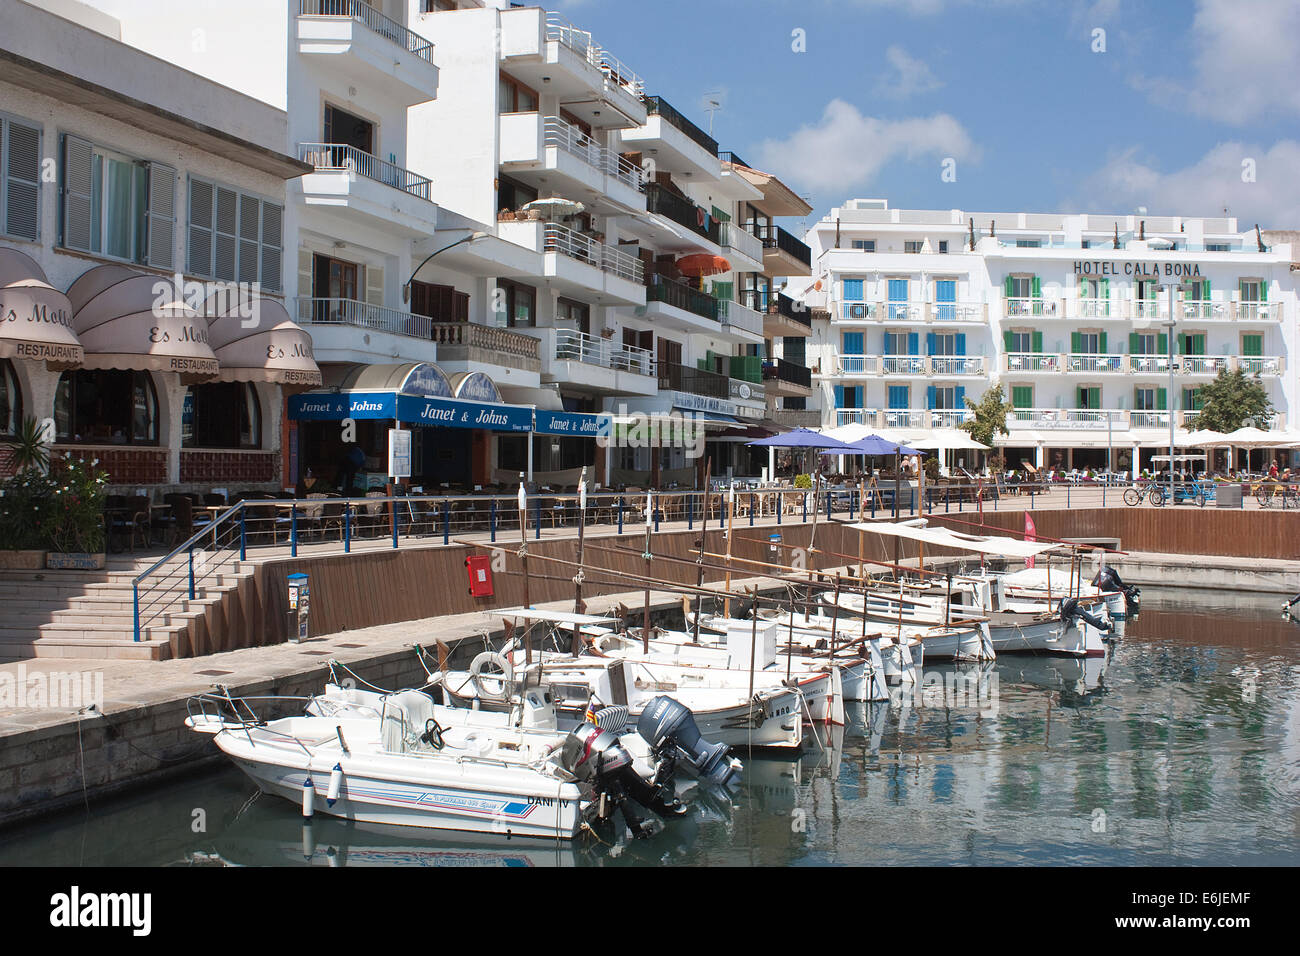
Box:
1091;566;1140;614
636;696;741;788
1058;597;1112;633
559;723;684;840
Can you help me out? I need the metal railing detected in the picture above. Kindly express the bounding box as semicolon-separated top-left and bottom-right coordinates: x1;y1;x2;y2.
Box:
930;356;985;375
644;184;720;243
554;328;654;376
658;360;728;399
882;356;927;374
296;297;432;339
718;221;764;264
299;0;435;63
762;358;812;389
1129;411;1171;428
298;143;432;199
716;298;764;337
1240;356;1283;375
1179;355;1230;375
1004;353;1060;372
643;96;718;155
717;150;749;168
1067;353;1125;373
540;222;645;284
542;117;644;191
1009;408;1121;429
1075;297;1114;318
772;292;812;327
1005;297;1056;317
544;13;644;99
1129;355;1171;373
838;301;881;321
760;225;812;267
645;273;719;321
839;355;875;375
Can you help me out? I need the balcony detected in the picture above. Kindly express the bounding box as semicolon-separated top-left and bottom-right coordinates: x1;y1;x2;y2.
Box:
1239;355;1284;376
1177;355;1231;376
1129;355;1171;374
757;224;812;277
836;301;882;324
929;356;986;376
296;297;436;363
1234;301;1282;321
555;329;654;376
1007;408;1122;430
762;358;813;396
659;361;728;400
430;322;540;374
770;407;822;428
499;114;645;211
719;221;764;272
644;184;720;245
539;328;657;395
881;356;927;375
716;298;764;340
296;143;436;236
1004;353;1061;373
643;273;719;328
1005;297;1060;318
296;0;437;105
1129;411;1171;429
621;96;720;180
1066;353;1126;374
757;291;813;338
497;220;646;305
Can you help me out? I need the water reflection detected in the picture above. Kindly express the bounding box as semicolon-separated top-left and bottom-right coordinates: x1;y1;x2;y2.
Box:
1;588;1296;866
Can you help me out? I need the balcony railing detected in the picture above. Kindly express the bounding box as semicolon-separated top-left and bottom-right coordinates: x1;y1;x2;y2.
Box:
298;143;432;199
1129;411;1171;429
762;359;812;390
544;13;644;99
430;322;539;361
644;184;720;243
643;96;718;156
718;150;750;168
1005;297;1058;317
1178;355;1230;375
719;221;764;264
1239;355;1283;375
297;297;431;339
1236;301;1280;321
839;355;875;375
543;117;644;191
646;273;718;321
659;361;728;399
1067;353;1125;373
771;292;812;327
299;0;435;64
1129;355;1171;374
1004;353;1060;373
1133;300;1164;320
1008;408;1121;429
835;408;878;426
716;298;764;337
931;301;985;323
881;356;927;374
930;356;986;375
555;329;654;376
757;225;812;268
886;300;922;321
543;223;644;283
929;410;970;428
1076;297;1114;318
838;301;882;321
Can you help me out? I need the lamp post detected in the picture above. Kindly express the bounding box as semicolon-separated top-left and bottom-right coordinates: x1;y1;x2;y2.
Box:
1161;279;1193;503
402;231;488;304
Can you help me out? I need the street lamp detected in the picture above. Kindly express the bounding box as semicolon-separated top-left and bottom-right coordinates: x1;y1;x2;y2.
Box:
402;231;489;303
1161;280;1195;503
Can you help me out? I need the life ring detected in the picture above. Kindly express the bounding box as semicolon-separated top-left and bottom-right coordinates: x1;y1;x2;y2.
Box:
469;650;513;701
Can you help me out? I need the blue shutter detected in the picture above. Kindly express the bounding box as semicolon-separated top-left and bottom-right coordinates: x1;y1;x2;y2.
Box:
834;385;845;408
907;332;919;355
888;386;909;409
926;332;936;355
882;335;894;356
955;385;966;408
926;385;936;409
842;332;863;354
843;278;863;300
955;333;966;355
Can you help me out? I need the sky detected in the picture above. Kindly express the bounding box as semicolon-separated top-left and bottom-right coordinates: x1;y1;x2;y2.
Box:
556;0;1300;230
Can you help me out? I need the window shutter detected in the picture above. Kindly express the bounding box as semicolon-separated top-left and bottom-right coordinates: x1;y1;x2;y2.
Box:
297;248;313;305
1129;332;1140;353
955;333;966;355
3;119;40;240
1157;332;1167;354
237;195;261;285
187;178;214;277
955;385;966;408
144;162;175;269
1157;387;1167;411
925;332;935;355
1099;331;1107;353
365;264;384;307
61;134;94;252
1260;281;1267;302
1004;275;1013;298
926;385;936;409
214;186;238;281
1031;330;1042;353
833;385;845;408
1031;276;1041;298
907;332;918;355
1071;331;1081;353
1004;330;1014;352
260;202;283;292
882;334;893;356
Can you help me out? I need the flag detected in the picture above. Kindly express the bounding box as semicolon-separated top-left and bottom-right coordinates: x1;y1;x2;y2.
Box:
1024;512;1037;569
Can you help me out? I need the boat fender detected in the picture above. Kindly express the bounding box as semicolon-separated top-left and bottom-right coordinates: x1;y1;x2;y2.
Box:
302;776;314;818
326;763;343;807
469;651;514;701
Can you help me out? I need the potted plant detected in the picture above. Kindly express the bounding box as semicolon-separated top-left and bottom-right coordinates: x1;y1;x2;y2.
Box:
43;456;109;570
0;417;53;570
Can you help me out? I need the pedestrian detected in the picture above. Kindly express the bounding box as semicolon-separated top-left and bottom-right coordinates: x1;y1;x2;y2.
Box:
1269;459;1279;479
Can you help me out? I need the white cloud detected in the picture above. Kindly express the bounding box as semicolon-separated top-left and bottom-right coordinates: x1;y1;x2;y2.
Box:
1079;140;1300;228
874;46;943;99
1130;0;1300;124
753;99;978;193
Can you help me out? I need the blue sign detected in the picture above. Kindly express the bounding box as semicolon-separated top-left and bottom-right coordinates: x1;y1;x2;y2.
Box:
453;371;502;403
289;391;396;420
396;394;532;432
399;364;453;397
534;411;610;438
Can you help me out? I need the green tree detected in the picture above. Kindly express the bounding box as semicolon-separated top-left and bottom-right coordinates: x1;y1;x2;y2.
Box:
958;383;1012;450
3;416;49;473
1196;368;1274;432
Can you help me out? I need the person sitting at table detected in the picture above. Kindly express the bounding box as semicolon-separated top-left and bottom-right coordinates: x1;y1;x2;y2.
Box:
1269;459;1279;479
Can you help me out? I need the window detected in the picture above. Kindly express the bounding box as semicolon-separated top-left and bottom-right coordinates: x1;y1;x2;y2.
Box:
887;385;909;409
1072;331;1102;354
1204;242;1231;252
842;278;864;301
493;280;535;328
1241;333;1263;357
1;113;40;241
930;333;958;356
1007;331;1032;353
851;239;875;252
904;241;923;254
1182;387;1203;410
183;382;261;449
324;105;374;154
497;174;538;214
1007;276;1036;299
841;332;864;354
498;72;539;113
834;385;863;408
1015;238;1042;248
1134;387;1157;411
938;241;948;254
1081;240;1091;249
884;331;913;355
1131;332;1158;355
1076;386;1101;409
54;369;158;445
1239;279;1265;302
61;135;175;267
188;177;283;290
1178;332;1206;356
0;359;21;438
1011;385;1033;409
422;0;460;11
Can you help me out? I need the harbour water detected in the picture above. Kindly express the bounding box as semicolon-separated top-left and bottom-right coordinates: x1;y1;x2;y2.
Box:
3;588;1297;867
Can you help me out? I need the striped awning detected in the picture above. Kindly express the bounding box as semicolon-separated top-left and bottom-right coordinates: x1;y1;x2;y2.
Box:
0;247;83;365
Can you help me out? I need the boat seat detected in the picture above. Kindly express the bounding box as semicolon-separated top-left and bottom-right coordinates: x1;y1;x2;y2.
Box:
380;690;439;753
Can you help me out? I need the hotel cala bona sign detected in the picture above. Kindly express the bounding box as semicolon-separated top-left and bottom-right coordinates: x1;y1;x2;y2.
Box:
1072;260;1204;277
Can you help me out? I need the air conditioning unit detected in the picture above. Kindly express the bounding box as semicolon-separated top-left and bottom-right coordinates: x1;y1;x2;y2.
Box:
849;304;867;318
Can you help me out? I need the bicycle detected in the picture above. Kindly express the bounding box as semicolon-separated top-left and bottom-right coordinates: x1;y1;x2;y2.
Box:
1123;483;1166;507
1255;480;1300;508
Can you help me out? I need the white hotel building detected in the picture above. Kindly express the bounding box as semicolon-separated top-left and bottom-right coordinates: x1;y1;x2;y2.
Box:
77;0;813;490
800;199;1299;475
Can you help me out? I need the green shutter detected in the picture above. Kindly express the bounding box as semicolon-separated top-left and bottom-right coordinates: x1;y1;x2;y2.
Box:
1031;330;1042;353
1031;276;1041;298
1157;332;1167;354
1071;331;1081;353
1156;387;1167;411
1004;330;1014;352
1004;276;1013;298
1129;332;1140;354
1012;386;1032;408
1099;331;1107;353
1242;334;1262;357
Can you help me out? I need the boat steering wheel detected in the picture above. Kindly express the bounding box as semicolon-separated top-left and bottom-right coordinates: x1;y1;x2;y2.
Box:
420;718;446;751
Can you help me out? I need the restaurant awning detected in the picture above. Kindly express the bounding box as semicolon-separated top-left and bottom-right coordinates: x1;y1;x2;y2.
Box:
205;296;321;386
67;265;218;377
288;389;534;432
0;247;83;366
338;362;452;397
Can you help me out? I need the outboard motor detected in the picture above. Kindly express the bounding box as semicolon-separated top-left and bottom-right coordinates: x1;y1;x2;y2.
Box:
636;696;741;788
1092;566;1140;613
559;723;684;840
1058;597;1112;633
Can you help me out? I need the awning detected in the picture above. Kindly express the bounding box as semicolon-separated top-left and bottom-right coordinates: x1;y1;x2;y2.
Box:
0;247;83;365
535;410;610;438
67;265;218;377
848;519;1059;558
339;362;452;397
205;296;321;386
288;389;533;432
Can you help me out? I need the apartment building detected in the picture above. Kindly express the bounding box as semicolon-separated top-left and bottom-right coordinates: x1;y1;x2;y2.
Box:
802;198;1298;475
0;0;313;490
